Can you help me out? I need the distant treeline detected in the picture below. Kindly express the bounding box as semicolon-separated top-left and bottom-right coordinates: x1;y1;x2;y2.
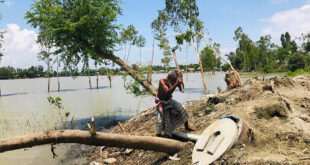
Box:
0;65;119;79
226;27;310;73
0;64;202;80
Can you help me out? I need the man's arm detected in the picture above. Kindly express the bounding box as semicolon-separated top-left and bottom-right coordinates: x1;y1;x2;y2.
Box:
177;80;184;93
160;79;180;96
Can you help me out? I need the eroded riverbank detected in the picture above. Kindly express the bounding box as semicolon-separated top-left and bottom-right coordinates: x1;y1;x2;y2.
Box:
83;75;310;165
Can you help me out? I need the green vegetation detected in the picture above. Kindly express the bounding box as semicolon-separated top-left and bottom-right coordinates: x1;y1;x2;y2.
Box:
287;68;310;77
47;96;72;129
0;65;44;79
1;0;309;95
227;27;310;73
47;96;63;110
200;44;221;71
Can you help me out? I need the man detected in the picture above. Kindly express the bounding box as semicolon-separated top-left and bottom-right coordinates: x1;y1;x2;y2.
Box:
155;70;195;137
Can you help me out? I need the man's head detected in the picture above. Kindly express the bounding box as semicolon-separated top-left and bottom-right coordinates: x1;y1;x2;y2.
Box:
167;70;183;84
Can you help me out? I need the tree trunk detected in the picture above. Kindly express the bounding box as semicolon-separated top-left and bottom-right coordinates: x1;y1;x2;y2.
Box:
172;51;180;71
57;77;60;92
108;75;112;88
106;54;157;96
88;76;92;89
139;47;142;65
194;42;208;93
48;77;51;93
126;45;131;62
96;76;99;89
147;39;155;84
56;56;60;92
0;130;185;154
172;50;185;91
107;70;112;88
225;70;241;90
47;62;51;93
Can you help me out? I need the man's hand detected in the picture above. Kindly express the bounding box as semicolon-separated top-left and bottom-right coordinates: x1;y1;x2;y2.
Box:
177;79;184;93
177;78;183;85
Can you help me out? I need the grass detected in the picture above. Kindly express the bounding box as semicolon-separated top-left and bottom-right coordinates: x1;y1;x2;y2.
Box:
287;69;310;77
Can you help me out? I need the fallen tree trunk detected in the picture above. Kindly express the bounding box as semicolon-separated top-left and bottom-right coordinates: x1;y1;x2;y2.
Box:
0;130;186;154
106;54;157;96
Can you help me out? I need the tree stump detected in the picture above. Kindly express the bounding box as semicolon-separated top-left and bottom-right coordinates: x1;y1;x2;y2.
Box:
225;70;241;89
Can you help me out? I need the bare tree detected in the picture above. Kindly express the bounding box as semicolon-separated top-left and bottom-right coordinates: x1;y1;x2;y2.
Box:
38;47;53;93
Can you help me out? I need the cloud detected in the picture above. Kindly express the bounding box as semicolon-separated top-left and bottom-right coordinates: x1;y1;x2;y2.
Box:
262;4;310;41
1;24;42;68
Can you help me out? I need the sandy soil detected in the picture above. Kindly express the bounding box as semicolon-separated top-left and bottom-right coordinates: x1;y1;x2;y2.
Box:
85;75;310;165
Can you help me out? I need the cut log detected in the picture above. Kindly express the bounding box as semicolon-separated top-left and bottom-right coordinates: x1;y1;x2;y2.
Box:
0;130;185;154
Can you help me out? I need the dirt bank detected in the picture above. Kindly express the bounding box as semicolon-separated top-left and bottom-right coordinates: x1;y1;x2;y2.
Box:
86;76;310;165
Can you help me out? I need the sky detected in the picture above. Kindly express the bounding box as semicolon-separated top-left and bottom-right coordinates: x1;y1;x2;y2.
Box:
1;0;310;68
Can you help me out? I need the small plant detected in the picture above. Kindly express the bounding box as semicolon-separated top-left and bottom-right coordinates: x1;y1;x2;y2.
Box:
122;73;148;96
47;96;63;109
47;96;72;129
125;79;147;96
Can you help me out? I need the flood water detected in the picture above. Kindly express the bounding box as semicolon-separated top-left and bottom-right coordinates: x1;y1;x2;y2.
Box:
0;72;226;165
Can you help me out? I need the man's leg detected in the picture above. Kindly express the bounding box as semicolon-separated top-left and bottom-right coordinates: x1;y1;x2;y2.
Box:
184;120;196;131
171;99;196;132
155;110;164;136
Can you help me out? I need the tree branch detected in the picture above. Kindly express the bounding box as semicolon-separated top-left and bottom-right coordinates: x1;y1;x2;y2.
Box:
105;53;157;96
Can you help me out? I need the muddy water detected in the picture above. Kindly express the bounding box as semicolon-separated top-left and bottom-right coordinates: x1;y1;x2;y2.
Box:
0;72;226;165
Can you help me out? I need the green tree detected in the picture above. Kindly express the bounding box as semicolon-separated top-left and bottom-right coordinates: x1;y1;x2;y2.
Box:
151;11;172;69
152;0;207;92
302;33;310;53
288;54;306;71
200;45;220;71
302;34;310;68
233;27;259;71
26;0;156;95
276;32;298;69
120;25;139;62
0;66;15;79
256;35;276;72
229;28;309;73
136;35;146;65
